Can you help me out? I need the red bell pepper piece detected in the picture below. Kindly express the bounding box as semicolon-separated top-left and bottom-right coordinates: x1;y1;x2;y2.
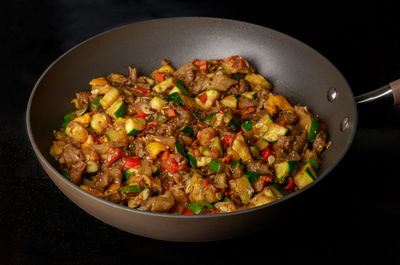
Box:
183;209;195;215
166;108;176;117
224;55;239;62
107;148;126;167
160;150;169;161
162;158;178;174
221;134;234;148
284;177;294;191
194;60;207;72
124;157;141;169
241;107;256;115
320;122;327;131
136;85;149;94
261;147;276;164
134;110;149;118
278;120;287;126
198;93;207;103
260;175;273;183
154;72;165;83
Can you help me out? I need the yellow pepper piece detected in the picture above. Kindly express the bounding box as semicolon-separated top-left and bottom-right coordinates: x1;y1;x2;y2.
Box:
70;98;79;109
73;113;91;126
81;135;94;149
264;94;294;116
89;77;108;87
244;73;272;90
153;65;175;75
145;142;167;159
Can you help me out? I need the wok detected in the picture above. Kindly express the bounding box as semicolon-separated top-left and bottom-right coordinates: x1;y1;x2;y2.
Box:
26;17;400;242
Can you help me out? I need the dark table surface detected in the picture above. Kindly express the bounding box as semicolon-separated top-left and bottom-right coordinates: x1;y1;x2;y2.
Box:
1;1;400;264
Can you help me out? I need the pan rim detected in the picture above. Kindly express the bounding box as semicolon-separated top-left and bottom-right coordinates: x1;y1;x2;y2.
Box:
26;16;358;219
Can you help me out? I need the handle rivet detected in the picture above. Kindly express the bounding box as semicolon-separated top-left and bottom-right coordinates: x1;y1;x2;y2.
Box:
327;87;337;102
341;117;350;132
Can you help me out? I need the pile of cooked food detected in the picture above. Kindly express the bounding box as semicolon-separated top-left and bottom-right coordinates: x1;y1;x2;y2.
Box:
49;56;329;214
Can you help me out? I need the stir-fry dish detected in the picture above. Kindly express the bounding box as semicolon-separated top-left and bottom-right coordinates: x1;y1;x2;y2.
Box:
50;56;329;214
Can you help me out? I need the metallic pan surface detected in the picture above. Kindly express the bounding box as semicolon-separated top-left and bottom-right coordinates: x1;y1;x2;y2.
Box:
26;17;357;242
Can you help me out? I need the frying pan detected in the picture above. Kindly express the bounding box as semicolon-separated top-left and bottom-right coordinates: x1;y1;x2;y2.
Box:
26;17;400;242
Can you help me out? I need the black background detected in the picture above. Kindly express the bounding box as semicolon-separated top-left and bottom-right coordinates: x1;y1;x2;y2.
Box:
1;1;400;264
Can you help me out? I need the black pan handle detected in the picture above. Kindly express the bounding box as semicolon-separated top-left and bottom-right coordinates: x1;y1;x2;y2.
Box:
355;79;400;105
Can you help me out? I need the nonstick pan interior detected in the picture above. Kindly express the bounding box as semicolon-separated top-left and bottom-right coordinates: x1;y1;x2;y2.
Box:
27;17;357;241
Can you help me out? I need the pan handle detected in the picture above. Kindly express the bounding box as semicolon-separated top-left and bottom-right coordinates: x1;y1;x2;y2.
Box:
355;79;400;105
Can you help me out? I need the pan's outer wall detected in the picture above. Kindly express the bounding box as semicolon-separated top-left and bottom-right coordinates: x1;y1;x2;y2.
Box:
27;17;356;242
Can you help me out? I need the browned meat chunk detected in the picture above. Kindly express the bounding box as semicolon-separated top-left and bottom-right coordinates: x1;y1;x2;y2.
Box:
60;144;85;168
245;160;272;175
140;190;175;212
69;161;86;185
313;130;327;154
276;110;298;125
173;62;198;88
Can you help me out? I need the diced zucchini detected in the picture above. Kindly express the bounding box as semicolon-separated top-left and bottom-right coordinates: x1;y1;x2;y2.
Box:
90;113;110;135
151;165;159;176
91;96;103;109
274;161;297;184
229;177;254;205
196;156;212;167
152;77;175;93
106;98;126;119
201;137;222;158
172;79;190;95
63;111;74;128
175;140;187;157
294;164;317;189
143;76;156;88
187;201;214;214
150;96;168;112
221;95;238;110
244;73;272;90
125;118;146;136
119;185;144;194
304;157;320;170
242;91;258;100
232;134;252;162
76;105;89;116
255;138;269;151
245;172;263;183
154;113;168;124
227;115;241;131
263;123;288;142
100;87;119;109
268;183;287;199
86;161;98;174
180;125;194;136
124;168;138;181
209;159;222;173
201;113;216;126
241;120;255;131
306;116;321;142
187;153;197;168
104;126;126;142
249;187;277;207
195;90;220;110
253;113;273;135
168;92;185;106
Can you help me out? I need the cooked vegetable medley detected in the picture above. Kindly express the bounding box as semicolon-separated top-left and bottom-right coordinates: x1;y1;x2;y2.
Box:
50;56;329;214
